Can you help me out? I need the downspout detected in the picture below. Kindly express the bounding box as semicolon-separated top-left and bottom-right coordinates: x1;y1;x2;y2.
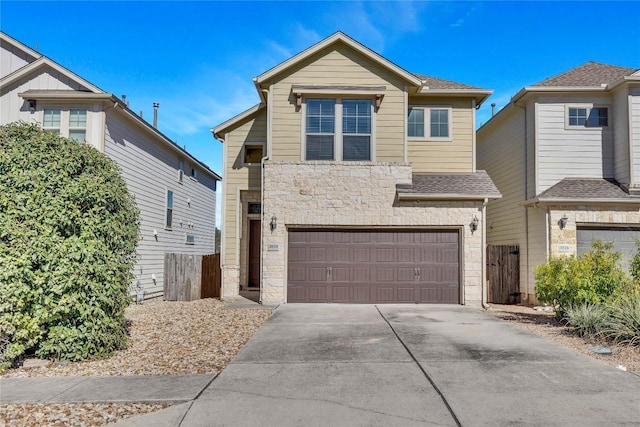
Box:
259;87;271;305
472;99;477;172
481;198;489;309
403;85;408;163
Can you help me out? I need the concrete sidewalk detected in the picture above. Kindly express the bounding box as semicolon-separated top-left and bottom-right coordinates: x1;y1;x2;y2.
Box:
0;374;216;405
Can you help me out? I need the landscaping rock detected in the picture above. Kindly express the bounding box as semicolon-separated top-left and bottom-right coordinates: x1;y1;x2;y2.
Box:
588;346;612;356
21;358;52;369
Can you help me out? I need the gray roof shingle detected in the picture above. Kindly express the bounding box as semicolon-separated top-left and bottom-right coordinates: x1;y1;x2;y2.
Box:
412;73;485;90
533;61;638;87
397;170;501;199
535;178;640;200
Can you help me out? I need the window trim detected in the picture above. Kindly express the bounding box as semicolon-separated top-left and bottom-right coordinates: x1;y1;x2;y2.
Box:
407;106;453;141
190;167;198;181
242;142;266;166
68;108;87;143
565;104;610;130
185;233;195;245
42;108;61;135
178;159;184;184
165;189;174;230
301;97;376;162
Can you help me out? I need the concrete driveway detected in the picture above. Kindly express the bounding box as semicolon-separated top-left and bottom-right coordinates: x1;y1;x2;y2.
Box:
123;304;640;426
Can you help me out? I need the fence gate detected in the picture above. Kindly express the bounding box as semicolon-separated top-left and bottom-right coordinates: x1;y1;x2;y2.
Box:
487;245;520;304
164;253;221;301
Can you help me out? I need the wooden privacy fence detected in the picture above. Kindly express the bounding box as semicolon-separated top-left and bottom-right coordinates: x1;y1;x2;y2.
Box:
487;245;520;304
164;253;221;301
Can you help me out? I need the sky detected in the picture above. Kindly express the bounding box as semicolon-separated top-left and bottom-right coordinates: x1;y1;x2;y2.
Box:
2;0;639;223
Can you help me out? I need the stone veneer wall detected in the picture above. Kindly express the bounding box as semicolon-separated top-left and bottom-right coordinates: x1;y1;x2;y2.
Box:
549;204;640;257
261;160;485;306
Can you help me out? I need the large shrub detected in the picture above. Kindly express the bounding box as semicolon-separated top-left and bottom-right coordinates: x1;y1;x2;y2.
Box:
0;122;139;369
535;241;629;315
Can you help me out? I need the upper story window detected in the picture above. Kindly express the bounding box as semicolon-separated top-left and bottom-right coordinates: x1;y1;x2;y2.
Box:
408;106;452;140
191;167;198;180
178;160;185;183
305;98;372;161
43;109;61;135
165;189;174;229
243;143;264;164
567;106;609;128
69;109;87;142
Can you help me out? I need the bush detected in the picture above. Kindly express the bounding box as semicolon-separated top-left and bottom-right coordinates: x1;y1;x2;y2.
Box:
535;241;630;315
601;291;640;346
0;122;139;370
564;303;609;339
629;240;640;283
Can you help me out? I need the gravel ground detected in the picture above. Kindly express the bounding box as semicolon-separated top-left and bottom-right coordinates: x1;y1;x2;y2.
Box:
1;297;272;426
485;303;640;372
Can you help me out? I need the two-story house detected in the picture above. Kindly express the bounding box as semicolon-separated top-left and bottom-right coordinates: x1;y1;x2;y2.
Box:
478;61;640;304
213;32;500;306
0;31;221;298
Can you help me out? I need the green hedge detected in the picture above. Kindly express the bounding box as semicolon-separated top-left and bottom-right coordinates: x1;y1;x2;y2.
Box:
0;122;139;369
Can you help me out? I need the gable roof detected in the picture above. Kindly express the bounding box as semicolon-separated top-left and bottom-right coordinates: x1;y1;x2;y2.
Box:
0;31;41;64
413;73;484;90
254;32;423;90
1;31;220;181
532;61;638;88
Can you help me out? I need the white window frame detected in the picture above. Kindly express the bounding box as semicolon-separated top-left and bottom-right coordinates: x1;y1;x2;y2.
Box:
185;233;195;245
68;109;87;142
43;108;61;135
565;104;610;130
301;97;376;161
407;106;453;141
190;166;198;181
242;142;266;166
178;159;184;184
165;189;174;230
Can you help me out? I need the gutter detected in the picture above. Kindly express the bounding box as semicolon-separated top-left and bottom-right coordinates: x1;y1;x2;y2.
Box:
397;193;501;201
521;197;640;207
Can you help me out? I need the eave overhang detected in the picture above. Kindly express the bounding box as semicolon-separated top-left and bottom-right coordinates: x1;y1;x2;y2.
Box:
211;103;265;141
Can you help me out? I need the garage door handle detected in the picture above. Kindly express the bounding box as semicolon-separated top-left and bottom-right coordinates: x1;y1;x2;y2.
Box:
326;267;332;279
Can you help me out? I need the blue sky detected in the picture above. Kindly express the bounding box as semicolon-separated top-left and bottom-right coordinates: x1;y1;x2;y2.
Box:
2;0;639;190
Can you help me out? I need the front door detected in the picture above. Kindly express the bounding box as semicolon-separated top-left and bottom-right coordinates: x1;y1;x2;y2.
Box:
248;220;261;287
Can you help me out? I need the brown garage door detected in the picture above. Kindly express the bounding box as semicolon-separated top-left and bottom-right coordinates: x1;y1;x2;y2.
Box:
287;229;460;303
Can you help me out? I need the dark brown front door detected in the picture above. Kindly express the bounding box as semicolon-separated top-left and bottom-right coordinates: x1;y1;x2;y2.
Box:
248;220;261;287
287;229;460;303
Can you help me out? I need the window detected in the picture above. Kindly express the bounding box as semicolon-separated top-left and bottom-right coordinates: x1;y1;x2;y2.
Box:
305;98;372;161
306;99;335;160
185;234;195;245
165;190;173;229
407;106;451;139
243;144;264;164
43;109;61;135
178;160;184;183
567;106;609;128
407;108;425;138
342;100;371;161
191;167;198;180
248;203;262;214
69;109;87;142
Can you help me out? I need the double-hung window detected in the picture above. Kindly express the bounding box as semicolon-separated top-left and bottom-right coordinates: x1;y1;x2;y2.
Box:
408;106;452;140
306;99;335;160
567;106;609;128
305;98;372;161
69;109;87;142
43;109;61;135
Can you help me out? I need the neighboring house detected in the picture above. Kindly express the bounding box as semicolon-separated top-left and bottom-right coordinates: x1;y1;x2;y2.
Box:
213;32;500;306
478;61;640;303
0;31;221;298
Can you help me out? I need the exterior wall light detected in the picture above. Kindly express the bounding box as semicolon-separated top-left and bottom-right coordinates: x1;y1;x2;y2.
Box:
470;215;479;234
27;99;36;113
270;215;277;232
559;214;569;230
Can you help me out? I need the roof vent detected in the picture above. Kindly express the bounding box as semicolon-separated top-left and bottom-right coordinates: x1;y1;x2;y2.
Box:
153;102;159;128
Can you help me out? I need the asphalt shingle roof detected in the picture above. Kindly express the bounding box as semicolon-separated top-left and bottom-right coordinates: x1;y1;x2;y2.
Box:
397;170;501;198
412;73;485;90
536;178;639;200
533;61;638;87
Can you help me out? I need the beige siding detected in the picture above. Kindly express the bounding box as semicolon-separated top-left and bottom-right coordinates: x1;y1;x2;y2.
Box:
612;87;631;185
223;109;267;265
268;44;406;162
408;97;474;172
104;112;218;295
536;95;614;192
527;100;537;198
631;88;640;184
477;105;529;294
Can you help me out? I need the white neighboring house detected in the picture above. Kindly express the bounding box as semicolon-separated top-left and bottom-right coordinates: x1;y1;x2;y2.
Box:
0;31;221;298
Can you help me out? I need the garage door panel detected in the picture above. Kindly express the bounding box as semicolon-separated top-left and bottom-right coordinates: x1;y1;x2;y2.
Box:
287;229;460;303
577;226;640;268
